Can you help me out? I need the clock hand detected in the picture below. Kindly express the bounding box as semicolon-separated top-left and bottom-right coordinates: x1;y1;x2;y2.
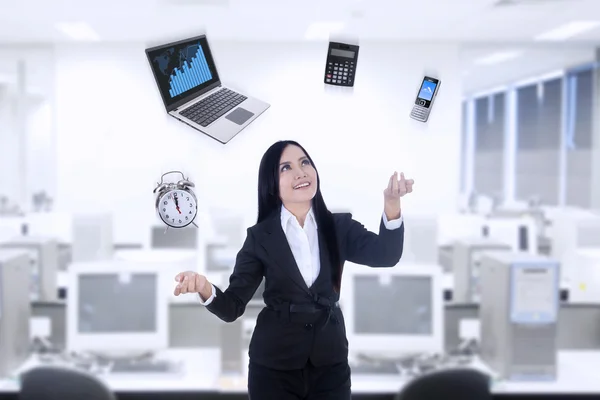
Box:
173;193;182;214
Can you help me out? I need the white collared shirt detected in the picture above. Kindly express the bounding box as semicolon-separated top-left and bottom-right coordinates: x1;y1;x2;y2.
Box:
280;206;321;288
280;206;404;288
200;207;404;305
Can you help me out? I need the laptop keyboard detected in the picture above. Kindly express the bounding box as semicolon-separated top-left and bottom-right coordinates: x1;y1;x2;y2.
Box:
180;88;247;127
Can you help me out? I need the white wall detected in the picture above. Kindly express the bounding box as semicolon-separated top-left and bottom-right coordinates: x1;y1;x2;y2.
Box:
0;84;19;203
52;42;462;243
0;46;56;211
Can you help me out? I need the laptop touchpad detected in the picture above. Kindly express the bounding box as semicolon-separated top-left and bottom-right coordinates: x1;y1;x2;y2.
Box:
226;108;254;125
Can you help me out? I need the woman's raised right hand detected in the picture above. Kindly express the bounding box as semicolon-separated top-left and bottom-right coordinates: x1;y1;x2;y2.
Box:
174;271;211;299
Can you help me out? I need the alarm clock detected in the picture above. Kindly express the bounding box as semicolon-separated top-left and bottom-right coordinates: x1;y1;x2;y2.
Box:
153;171;198;229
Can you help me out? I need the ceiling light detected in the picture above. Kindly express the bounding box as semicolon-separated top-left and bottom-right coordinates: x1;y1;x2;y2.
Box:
534;21;600;41
304;22;345;40
474;51;522;66
55;22;101;41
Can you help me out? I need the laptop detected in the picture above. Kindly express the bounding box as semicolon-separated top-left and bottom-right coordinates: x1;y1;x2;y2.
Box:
145;34;270;144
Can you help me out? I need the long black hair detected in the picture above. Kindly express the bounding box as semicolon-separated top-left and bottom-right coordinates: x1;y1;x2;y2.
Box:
257;140;343;292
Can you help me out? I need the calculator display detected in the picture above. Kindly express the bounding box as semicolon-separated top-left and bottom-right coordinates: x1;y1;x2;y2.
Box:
331;49;355;58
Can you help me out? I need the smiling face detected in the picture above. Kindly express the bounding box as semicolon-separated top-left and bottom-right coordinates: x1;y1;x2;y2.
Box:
278;144;318;208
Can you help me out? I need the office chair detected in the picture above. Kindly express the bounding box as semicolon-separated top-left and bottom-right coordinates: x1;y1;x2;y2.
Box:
396;368;492;400
20;366;116;400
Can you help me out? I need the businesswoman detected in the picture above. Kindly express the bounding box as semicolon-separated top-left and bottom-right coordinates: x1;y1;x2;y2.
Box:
174;140;414;400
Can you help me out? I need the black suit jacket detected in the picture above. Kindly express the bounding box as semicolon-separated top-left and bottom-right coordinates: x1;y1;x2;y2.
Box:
205;211;404;370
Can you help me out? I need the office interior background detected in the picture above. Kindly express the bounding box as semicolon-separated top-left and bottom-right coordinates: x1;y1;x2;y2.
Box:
2;0;600;398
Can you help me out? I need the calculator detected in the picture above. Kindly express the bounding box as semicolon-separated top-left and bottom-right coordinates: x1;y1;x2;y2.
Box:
324;42;359;87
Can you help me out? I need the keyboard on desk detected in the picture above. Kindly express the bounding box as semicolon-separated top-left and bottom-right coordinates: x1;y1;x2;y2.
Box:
109;359;174;374
351;362;400;375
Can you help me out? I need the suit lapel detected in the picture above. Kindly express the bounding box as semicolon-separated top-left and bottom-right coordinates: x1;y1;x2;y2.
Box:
313;228;330;286
259;212;311;294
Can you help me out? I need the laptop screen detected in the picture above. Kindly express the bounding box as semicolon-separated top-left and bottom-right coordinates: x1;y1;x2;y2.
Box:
146;35;220;110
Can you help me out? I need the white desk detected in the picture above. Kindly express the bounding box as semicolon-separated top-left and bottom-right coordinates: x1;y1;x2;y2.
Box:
2;348;600;395
0;349;220;393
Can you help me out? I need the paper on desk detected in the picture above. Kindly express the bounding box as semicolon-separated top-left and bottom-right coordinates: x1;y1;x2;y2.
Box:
459;318;480;341
30;316;51;339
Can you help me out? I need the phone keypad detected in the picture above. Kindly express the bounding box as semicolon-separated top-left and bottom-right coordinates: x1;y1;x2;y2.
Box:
325;60;355;86
410;107;428;121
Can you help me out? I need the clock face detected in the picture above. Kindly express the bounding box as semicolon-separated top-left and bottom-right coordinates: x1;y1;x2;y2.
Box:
157;190;197;228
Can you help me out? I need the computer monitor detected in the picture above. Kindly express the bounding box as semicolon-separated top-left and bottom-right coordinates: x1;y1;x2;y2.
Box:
0;236;58;301
150;225;198;249
550;209;600;282
0;249;31;377
114;249;198;301
482;216;537;255
67;260;169;355
438;213;487;246
72;213;113;262
398;214;438;264
341;263;444;357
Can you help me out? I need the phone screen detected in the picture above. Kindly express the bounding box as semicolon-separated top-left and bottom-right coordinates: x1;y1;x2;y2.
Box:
415;77;439;108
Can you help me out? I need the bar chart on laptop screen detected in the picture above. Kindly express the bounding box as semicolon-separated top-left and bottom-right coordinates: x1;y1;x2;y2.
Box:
167;42;213;98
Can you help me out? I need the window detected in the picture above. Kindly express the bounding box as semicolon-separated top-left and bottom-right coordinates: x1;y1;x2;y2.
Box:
460;101;467;193
515;78;562;205
565;68;593;208
473;92;505;198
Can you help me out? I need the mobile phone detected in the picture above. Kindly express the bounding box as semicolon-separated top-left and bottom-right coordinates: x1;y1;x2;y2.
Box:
410;76;441;122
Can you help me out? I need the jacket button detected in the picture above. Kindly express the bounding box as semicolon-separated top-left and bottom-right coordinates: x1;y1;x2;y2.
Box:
305;323;313;330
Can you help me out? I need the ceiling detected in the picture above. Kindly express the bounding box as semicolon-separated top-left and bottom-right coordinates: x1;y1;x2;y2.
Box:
0;0;598;93
461;45;596;94
0;0;599;43
0;45;593;94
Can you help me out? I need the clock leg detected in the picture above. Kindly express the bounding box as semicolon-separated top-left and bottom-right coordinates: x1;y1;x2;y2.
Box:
192;222;198;228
